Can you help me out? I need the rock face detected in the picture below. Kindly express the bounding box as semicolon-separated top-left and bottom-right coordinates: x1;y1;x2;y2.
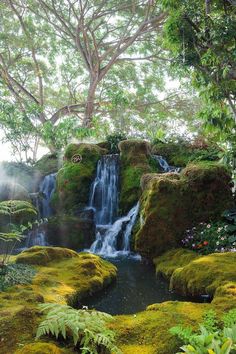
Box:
52;143;107;212
152;140;221;167
46;214;95;250
118;140;153;214
135;162;233;258
34;153;60;177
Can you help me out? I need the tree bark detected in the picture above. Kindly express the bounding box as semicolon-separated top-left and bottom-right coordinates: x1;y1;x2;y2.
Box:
83;77;99;127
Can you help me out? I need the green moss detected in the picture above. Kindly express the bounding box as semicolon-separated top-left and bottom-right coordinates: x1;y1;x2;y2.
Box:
152;141;221;167
154;248;236;309
0;249;117;353
54;143;107;212
154;248;200;279
34;154;60;176
15;246;78;265
111;301;209;354
170;252;236;298
15;342;65;354
119;140;153;213
135;162;233;258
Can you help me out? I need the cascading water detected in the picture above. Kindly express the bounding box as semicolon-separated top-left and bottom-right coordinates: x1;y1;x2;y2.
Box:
89;155;119;225
25;173;57;248
39;173;57;218
88;155;139;258
152;155;180;173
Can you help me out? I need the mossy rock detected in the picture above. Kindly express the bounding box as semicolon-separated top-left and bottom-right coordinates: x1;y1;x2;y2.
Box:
15;246;78;266
46;215;95;250
152;141;221;167
34;154;60;177
118;140;153;213
15;342;65;354
155;248;236;309
53;143;107;212
112;300;209;354
14;247;117;304
135;162;233;258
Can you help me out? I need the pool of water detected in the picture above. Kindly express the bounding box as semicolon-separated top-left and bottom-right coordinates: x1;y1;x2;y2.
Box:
82;255;198;315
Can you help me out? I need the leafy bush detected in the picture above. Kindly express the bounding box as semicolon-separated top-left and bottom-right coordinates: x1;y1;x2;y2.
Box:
36;303;121;354
170;309;236;354
106;133;127;154
0;200;38;266
3;263;36;289
181;221;236;254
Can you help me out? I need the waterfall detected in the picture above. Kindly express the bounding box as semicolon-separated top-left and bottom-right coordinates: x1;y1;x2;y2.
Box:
88;154;139;258
152;155;180;173
89;155;119;225
39;173;57;218
25;173;56;249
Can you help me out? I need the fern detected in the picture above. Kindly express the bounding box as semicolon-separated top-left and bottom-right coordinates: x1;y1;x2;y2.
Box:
36;303;122;354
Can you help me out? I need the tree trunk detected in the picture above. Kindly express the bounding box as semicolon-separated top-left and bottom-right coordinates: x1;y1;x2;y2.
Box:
83;77;98;127
205;0;211;15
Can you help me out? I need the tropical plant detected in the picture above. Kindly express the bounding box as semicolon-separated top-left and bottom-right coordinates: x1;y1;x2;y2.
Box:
106;133;127;154
36;303;121;354
170;309;236;354
0;200;37;266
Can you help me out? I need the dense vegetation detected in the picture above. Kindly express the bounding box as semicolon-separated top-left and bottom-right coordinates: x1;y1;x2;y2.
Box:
0;1;236;354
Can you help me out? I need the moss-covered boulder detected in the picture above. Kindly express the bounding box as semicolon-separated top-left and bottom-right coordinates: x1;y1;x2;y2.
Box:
0;249;116;354
111;300;209;354
15;247;117;304
15;246;78;266
118;140;153;213
34;153;60;177
152;140;221;167
15;342;65;354
135;162;233;258
53;143;107;212
46;214;95;250
154;248;236;310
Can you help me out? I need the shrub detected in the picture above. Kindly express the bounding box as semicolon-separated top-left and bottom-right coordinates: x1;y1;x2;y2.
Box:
181;221;236;254
170;309;236;353
106;133;127;153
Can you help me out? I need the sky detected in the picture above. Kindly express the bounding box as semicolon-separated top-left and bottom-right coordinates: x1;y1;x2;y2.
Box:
0;131;49;162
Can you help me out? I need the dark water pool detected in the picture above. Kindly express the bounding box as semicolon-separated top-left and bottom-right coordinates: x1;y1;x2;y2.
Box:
82;256;198;315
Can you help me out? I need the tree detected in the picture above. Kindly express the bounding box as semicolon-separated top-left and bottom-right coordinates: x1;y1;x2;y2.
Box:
0;0;202;153
161;0;236;126
25;0;168;127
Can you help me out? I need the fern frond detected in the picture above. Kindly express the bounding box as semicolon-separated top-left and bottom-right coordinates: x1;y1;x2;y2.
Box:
36;303;121;353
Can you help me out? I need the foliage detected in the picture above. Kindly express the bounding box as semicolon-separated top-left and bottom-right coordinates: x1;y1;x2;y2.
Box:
170;309;236;354
36;303;121;354
0;101;40;162
0;200;37;266
161;0;236;151
2;263;36;289
106;133;127;154
181;220;236;254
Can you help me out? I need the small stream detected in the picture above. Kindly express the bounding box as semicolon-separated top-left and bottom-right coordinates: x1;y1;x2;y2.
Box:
83;256;196;315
